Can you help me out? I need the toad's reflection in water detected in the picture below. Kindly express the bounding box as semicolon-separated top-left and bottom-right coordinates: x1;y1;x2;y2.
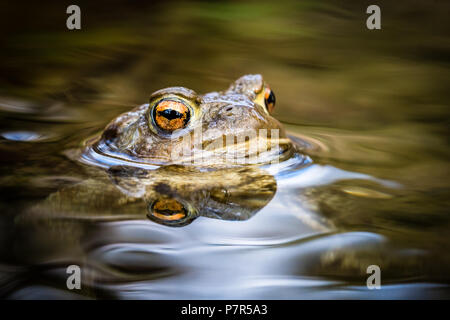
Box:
110;165;277;227
28;165;276;227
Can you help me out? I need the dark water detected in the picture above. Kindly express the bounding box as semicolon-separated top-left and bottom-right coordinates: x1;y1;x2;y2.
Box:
0;0;449;299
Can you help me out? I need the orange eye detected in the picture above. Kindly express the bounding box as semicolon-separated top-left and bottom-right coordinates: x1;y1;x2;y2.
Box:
150;198;187;222
152;99;190;132
264;87;276;114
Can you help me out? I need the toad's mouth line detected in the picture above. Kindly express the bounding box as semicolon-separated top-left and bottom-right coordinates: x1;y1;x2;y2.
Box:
77;133;302;170
90;137;293;166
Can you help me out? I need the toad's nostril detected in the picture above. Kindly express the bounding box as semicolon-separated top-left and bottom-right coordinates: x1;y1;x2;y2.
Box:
223;106;234;116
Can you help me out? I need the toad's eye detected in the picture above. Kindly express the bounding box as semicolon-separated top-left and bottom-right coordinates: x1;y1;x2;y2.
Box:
147;198;194;227
264;87;276;114
152;99;191;132
150;198;187;222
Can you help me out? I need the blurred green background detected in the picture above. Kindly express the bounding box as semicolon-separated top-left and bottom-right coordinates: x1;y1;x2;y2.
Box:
0;0;448;128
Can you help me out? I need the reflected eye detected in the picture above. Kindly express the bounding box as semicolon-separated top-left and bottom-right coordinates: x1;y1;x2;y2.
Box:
152;99;190;132
149;198;187;222
264;87;276;114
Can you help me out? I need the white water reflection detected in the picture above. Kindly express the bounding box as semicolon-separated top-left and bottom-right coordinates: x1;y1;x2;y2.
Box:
1;131;47;142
